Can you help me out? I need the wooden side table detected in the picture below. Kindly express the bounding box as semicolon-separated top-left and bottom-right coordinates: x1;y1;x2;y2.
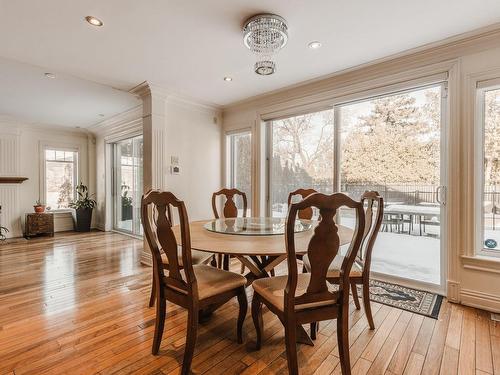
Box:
25;213;54;238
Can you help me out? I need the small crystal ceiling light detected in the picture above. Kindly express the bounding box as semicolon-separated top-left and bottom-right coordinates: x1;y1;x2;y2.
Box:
85;16;103;27
243;13;288;76
308;41;322;49
44;73;56;79
223;77;233;82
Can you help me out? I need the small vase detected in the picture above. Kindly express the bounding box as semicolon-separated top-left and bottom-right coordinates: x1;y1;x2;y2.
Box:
34;205;45;213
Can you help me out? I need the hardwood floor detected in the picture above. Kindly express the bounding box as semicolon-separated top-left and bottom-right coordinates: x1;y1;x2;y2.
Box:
0;231;498;374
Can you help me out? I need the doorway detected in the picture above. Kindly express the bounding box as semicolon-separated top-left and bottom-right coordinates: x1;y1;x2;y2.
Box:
112;135;143;236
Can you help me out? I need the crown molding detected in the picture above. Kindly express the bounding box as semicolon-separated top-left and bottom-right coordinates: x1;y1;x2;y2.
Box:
87;105;143;138
223;22;500;113
129;81;221;114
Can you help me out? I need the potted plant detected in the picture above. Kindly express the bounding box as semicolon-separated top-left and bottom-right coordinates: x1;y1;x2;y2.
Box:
0;225;8;241
70;182;96;232
34;199;45;213
121;184;133;221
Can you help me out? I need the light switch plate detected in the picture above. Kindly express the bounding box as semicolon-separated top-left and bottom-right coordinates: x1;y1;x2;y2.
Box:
171;156;179;165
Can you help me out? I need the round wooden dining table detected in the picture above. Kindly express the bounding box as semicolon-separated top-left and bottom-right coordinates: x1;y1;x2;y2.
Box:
172;217;354;346
173;217;353;283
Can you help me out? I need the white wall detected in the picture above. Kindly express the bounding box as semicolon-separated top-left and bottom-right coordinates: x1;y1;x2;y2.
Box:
0;121;92;237
164;100;221;221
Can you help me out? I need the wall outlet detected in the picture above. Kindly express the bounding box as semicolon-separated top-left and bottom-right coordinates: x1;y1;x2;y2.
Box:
170;165;180;175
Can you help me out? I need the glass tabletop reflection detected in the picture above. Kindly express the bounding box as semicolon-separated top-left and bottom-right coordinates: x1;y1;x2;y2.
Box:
203;217;313;236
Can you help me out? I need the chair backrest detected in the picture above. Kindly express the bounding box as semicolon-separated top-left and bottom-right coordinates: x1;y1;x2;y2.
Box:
357;191;384;276
141;190;198;299
212;188;247;219
287;188;317;220
285;192;365;310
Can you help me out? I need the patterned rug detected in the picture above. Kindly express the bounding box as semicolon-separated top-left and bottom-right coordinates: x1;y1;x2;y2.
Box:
366;279;443;319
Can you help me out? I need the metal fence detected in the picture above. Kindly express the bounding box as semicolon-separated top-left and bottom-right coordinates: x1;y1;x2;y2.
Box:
341;183;439;205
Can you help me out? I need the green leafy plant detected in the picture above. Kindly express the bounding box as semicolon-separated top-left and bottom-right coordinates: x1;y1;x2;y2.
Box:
0;225;8;241
69;182;96;210
35;199;44;206
121;184;133;207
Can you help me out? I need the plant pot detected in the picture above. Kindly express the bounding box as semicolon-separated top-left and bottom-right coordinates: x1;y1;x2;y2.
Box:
34;205;45;213
121;205;133;221
75;207;93;232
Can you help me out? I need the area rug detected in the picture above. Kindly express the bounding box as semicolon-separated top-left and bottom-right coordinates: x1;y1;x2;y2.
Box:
366;280;443;319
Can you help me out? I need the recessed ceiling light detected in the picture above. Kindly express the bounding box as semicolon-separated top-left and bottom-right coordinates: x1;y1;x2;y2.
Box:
85;16;103;27
308;41;322;50
44;72;56;79
223;77;233;82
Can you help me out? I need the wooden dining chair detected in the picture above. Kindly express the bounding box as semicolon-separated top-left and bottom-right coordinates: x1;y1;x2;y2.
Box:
288;188;318;267
287;188;318;220
302;191;384;330
141;190;248;375
212;188;247;271
146;204;214;308
251;192;366;375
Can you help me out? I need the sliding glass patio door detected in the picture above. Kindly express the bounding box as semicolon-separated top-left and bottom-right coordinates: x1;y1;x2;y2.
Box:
336;84;446;290
113;135;143;236
267;83;447;291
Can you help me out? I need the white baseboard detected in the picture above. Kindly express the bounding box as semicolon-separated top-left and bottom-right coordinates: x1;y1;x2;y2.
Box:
447;280;460;302
460;288;500;313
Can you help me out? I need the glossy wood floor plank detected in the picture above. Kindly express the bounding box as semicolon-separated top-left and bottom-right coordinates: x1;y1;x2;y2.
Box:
0;231;496;375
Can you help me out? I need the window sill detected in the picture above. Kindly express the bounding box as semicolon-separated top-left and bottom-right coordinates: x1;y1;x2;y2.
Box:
461;254;500;274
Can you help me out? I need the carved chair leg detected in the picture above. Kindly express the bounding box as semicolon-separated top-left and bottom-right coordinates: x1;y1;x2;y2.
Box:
217;254;223;269
181;308;199;375
310;321;319;340
337;303;351;375
362;278;375;330
223;254;230;271
351;282;361;310
237;287;248;344
251;294;263;350
284;317;299;375
240;262;245;274
152;295;166;355
149;274;156;308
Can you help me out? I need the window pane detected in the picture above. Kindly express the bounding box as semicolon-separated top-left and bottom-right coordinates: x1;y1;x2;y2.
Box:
483;88;500;251
64;151;74;161
55;150;65;161
46;161;75;209
228;132;252;215
269;109;334;217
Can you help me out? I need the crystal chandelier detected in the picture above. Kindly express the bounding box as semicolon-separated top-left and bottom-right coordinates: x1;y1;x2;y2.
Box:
243;14;289;75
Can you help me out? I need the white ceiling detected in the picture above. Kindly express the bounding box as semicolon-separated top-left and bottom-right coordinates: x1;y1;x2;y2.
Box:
0;57;139;128
1;0;500;126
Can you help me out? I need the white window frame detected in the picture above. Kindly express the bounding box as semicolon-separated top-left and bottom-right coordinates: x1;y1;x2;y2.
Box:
40;143;80;211
475;80;500;258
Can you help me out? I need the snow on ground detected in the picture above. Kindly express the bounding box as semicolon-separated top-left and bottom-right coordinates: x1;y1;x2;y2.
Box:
371;232;440;284
340;216;441;285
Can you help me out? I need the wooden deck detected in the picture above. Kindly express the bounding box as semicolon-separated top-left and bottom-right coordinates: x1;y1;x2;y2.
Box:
0;231;498;374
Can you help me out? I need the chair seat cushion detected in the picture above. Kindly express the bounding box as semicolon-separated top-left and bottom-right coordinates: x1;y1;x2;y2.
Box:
252;273;338;312
161;247;212;267
302;254;363;278
192;265;247;300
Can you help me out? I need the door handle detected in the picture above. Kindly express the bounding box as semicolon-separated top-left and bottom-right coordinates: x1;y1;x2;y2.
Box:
436;186;446;205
